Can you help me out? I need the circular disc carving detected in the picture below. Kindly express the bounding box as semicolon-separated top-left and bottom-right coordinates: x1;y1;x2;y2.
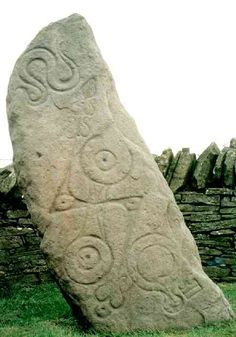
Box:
64;236;112;284
81;134;132;184
128;234;176;291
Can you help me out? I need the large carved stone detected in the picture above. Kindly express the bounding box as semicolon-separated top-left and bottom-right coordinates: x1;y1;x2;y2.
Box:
7;14;234;332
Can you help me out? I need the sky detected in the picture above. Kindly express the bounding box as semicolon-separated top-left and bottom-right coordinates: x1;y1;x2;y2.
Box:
1;0;236;167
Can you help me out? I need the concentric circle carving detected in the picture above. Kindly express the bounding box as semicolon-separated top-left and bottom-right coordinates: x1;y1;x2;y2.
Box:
81;134;132;184
128;234;176;291
64;236;112;284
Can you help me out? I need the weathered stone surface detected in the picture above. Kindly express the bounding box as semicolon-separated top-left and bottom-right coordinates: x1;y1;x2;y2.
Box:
198;248;222;256
0;165;16;194
221;214;236;219
220;208;236;214
166;151;181;184
230;138;236;149
7;14;234;332
203;266;231;279
193;143;220;189
1;166;236;287
213;147;228;181
223;148;236;187
210;229;235;236
178;204;219;213
196;238;232;249
221;196;236;207
188;219;236;233
187;213;221;223
154;148;173;177
180;192;220;205
169;148;195;193
6;209;29;219
206;188;234;196
174;193;182;202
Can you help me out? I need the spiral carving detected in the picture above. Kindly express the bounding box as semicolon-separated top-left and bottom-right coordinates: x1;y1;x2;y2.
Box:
17;42;79;105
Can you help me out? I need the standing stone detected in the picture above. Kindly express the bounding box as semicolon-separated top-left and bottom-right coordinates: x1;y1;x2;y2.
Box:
7;14;233;332
166;150;181;184
230;138;236;149
223;148;236;188
154;148;173;177
169;148;195;193
193;143;220;190
213;147;229;182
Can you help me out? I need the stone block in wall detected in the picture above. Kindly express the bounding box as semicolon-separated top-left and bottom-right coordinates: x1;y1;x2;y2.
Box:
195;237;233;249
174;194;182;202
178;204;219;214
166;150;181;183
210;229;235;235
221;255;236;267
202;256;226;267
24;234;41;246
18;218;33;226
193;142;220;189
188;219;236;233
223;277;236;282
7;251;47;272
221;196;236;207
0;219;18;227
206;188;234;196
0;165;16;194
223;148;236;187
186;213;221;222
6;209;29;219
220;208;236;215
213;147;229;182
230;138;236;148
198;247;223;256
169;148;196;193
180;192;220;205
221;214;236;219
0;236;23;249
203;266;231;280
0;226;34;236
154;148;173;177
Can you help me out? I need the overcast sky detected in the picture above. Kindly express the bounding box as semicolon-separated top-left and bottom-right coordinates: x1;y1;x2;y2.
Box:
1;1;236;167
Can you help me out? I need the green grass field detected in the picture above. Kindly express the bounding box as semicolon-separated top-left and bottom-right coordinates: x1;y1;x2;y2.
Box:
0;282;235;337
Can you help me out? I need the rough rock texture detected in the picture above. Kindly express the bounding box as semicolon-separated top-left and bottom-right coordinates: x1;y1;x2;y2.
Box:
230;138;236;149
193;143;220;190
7;14;233;332
0;165;16;194
1;168;236;287
166;150;181;184
154;148;173;177
213;147;228;182
1;170;236;286
169;148;195;193
223;148;236;188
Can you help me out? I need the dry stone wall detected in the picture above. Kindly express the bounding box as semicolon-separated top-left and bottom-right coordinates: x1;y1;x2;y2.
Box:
154;139;236;192
0;166;51;290
1;139;236;285
175;189;236;282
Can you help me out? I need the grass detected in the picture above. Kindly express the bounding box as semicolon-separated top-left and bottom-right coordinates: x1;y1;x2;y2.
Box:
0;282;235;337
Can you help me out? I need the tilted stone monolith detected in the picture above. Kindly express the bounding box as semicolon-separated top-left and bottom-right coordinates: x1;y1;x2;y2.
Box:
7;14;234;332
